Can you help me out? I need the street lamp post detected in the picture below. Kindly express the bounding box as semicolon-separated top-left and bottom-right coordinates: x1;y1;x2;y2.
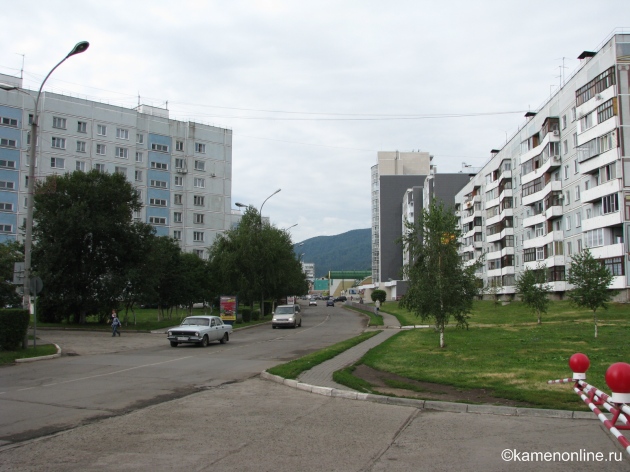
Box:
3;41;89;311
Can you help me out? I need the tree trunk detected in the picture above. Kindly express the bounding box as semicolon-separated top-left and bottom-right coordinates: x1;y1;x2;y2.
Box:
594;311;598;339
439;324;445;348
537;311;541;325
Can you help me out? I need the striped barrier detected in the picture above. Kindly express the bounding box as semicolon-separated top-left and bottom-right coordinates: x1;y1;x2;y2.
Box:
549;353;630;457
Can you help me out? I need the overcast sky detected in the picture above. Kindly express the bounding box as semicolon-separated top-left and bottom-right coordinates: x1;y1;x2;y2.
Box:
1;1;628;245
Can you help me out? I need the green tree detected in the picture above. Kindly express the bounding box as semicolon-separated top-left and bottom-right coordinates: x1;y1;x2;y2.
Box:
400;200;480;348
0;241;23;308
566;249;614;338
515;264;550;325
371;289;386;304
32;170;153;324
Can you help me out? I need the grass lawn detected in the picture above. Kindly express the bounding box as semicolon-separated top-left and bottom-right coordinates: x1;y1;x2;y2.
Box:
342;300;630;410
34;306;272;332
343;305;384;326
0;344;58;365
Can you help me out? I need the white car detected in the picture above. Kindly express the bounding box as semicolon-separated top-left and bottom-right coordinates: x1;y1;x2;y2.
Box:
308;299;317;306
167;315;232;347
272;304;302;328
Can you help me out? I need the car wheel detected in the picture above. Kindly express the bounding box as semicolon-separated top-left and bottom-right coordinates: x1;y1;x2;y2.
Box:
272;326;277;329
200;335;209;347
170;341;178;347
220;333;229;344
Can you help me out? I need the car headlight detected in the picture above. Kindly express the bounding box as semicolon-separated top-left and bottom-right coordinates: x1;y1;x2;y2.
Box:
168;331;172;336
288;317;294;322
195;331;200;336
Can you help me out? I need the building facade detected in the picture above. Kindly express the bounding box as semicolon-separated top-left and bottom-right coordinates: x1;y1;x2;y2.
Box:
0;74;233;258
455;33;630;300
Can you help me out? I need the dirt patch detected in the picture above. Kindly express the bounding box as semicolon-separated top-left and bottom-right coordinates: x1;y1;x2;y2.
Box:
352;365;536;407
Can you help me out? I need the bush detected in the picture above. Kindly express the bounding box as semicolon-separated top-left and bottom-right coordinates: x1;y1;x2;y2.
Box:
263;301;273;316
0;309;30;351
252;309;260;321
371;289;387;304
241;307;252;323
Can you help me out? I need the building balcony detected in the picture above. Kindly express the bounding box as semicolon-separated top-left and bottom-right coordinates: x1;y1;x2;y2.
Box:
522;180;561;206
544;205;563;220
582;211;623;232
523;212;546;229
589;242;625;259
523;230;564;250
577;113;617;147
501;266;515;276
548;281;567;292
579;147;618;174
486;214;501;226
499;188;513;201
473;240;483;249
610;276;627;290
498;169;512;182
582;178;621;203
487;268;502;278
486;197;499;210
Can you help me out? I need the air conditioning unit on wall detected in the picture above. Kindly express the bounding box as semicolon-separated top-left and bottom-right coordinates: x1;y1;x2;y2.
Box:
553;130;560;136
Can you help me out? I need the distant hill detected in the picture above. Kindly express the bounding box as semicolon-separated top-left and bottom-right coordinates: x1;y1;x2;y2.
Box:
295;228;371;278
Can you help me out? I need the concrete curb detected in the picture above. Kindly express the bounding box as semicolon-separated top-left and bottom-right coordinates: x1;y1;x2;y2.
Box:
260;370;599;420
15;343;61;363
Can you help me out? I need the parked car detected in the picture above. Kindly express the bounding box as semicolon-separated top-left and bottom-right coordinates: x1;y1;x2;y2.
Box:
334;296;347;302
167;315;232;347
308;299;317;306
326;299;335;307
272;304;302;328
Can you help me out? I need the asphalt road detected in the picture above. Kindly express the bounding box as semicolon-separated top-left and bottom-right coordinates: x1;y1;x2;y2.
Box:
0;304;627;471
0;303;365;444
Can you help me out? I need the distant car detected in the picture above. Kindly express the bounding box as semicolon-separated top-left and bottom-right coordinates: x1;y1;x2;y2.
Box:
272;304;302;328
334;296;347;303
326;299;334;307
308;299;317;306
167;315;232;347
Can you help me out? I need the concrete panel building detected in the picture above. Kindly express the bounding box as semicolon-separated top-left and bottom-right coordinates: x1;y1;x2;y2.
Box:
0;74;233;258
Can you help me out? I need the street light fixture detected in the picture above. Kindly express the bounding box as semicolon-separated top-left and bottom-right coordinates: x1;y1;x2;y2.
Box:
5;41;90;310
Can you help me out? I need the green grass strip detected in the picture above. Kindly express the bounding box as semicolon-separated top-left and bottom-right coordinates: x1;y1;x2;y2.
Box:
0;344;58;365
267;330;380;379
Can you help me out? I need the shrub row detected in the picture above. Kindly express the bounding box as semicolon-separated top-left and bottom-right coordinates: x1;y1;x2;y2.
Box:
0;309;30;351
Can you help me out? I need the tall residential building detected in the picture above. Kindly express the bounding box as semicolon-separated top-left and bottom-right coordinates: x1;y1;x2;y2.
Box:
0;74;233;258
371;151;431;284
455;32;630;301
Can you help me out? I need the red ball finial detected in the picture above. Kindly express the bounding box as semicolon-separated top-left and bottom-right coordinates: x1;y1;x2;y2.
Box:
569;353;590;380
606;363;630;404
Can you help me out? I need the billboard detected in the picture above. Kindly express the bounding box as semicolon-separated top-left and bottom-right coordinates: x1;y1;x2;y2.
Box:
220;296;237;323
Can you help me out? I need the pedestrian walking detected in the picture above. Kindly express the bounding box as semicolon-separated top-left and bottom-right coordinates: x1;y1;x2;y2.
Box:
375;299;381;315
111;310;121;337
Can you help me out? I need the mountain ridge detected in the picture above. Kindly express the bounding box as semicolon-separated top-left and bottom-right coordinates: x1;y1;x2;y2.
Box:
295;228;371;278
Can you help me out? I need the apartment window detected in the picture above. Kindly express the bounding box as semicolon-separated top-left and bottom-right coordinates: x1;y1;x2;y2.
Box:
76;161;85;172
0;181;15;190
193;195;204;206
116;128;129;140
597;99;615;123
174;176;183;186
603;194;619;214
193;249;204;258
134;170;143;182
96;144;106;155
173;212;182;223
176;141;184;152
584;228;604;248
536;247;545;261
0;159;16;169
572;132;578;148
24;176;29;188
173;230;182;240
77;121;87;133
565;216;571;231
52;116;66;129
76;141;86;153
174;194;183;205
574;185;580;201
579;112;594;132
115;166;126;177
115;147;129;159
97;124;107;136
1;117;18;127
175;158;184;169
564;191;570;205
562;115;567;130
151;143;169;153
136;133;144;144
149;198;167;206
571;106;576;122
566;241;572;256
195;143;206;153
0;138;17;148
0;224;12;233
194;160;205;171
194;177;205;188
564;165;569;179
603;257;624;276
0;202;13;211
151;162;168;170
149;217;166;225
150;180;167;188
50;157;65;169
51;137;66;149
578;238;583;252
598;132;614;154
95;163;105;173
562;140;568;155
575;211;581;227
135;152;143;162
573;160;579;174
193;231;204;242
194;213;204;224
535;223;544;237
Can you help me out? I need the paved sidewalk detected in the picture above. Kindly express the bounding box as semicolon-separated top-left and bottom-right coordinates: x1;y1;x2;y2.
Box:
298;309;401;389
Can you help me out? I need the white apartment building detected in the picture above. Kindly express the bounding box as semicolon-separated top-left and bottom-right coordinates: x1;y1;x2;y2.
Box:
455;32;630;300
0;74;234;258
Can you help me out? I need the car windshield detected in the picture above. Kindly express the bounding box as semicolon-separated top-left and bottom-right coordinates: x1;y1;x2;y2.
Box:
181;317;209;326
275;307;293;315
